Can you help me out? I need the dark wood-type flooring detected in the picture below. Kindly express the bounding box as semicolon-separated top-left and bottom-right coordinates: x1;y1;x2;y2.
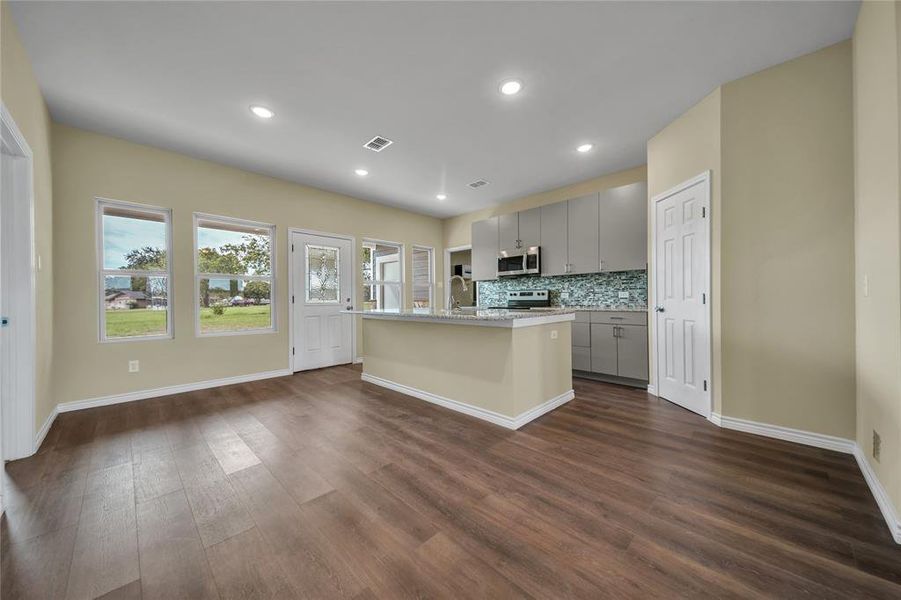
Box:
2;365;900;599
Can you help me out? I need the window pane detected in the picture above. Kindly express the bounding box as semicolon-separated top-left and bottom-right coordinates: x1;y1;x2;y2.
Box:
199;277;271;333
197;221;271;276
364;242;401;282
104;275;168;338
102;210;167;270
413;285;431;309
412;247;431;286
306;244;339;303
364;283;401;311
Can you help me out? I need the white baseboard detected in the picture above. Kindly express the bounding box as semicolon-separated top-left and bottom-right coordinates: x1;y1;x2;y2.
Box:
646;384;657;396
711;413;856;454
853;446;901;544
709;411;899;544
34;405;59;453
353;357;364;364
361;373;573;430
57;368;292;413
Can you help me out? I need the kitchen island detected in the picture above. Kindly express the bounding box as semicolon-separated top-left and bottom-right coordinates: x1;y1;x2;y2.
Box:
357;309;575;429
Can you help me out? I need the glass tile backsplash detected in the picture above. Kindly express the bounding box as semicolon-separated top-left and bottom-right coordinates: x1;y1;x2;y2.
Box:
477;270;648;308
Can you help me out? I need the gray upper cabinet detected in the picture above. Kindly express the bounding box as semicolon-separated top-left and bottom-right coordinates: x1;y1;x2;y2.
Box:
598;182;648;272
567;193;600;275
471;216;499;281
540;201;568;276
497;213;519;252
518;207;541;249
498;208;541;251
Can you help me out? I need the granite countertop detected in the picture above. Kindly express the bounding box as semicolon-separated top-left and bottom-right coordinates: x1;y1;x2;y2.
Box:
558;305;648;312
352;308;576;328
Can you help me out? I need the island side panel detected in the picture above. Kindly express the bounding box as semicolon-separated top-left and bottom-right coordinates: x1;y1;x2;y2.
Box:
361;319;518;417
512;322;574;417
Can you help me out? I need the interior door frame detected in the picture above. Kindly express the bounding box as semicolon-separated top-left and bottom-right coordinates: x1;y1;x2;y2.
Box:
0;102;37;460
649;170;713;418
443;244;471;309
287;228;357;371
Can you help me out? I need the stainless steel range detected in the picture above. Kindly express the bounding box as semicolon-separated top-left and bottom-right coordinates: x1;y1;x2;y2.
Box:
502;289;550;310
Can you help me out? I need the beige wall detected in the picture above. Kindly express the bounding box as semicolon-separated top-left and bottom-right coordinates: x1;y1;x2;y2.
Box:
853;1;901;517
442;165;647;249
647;88;723;413
1;2;55;431
51;124;443;405
720;41;855;438
648;41;856;439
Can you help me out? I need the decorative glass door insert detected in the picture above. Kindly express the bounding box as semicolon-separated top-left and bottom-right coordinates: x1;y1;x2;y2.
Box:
306;244;340;303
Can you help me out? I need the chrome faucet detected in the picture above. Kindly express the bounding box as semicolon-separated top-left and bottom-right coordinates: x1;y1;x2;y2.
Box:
448;275;469;311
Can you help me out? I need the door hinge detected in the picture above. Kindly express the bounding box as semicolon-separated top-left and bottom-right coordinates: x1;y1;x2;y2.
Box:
703;380;708;391
291;295;295;304
291;243;295;252
292;347;295;355
702;292;706;305
702;206;707;218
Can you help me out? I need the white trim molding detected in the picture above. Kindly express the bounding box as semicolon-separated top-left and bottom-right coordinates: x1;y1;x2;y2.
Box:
34;405;59;453
646;384;657;396
712;413;856;454
853;446;901;544
709;411;899;544
57;368;291;413
361;372;573;430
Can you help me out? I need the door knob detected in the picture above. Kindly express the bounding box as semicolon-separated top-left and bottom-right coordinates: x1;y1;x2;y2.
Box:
654;306;665;313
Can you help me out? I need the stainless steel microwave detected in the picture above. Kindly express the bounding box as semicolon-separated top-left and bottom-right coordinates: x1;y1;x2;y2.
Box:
497;246;540;277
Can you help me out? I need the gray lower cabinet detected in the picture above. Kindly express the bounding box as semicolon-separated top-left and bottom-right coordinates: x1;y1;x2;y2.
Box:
615;325;649;380
589;323;618;375
471;216;498;281
576;311;648;382
539;201;568;276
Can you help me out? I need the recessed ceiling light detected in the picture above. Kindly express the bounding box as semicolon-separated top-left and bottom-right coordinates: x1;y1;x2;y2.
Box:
354;168;369;177
499;79;523;96
576;143;594;153
249;105;274;119
436;194;447;201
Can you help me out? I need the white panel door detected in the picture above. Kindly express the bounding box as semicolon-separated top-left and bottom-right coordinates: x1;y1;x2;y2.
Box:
654;178;710;416
292;231;353;372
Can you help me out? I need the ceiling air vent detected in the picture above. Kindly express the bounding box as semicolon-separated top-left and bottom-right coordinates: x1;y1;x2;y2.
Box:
364;136;394;152
468;179;490;189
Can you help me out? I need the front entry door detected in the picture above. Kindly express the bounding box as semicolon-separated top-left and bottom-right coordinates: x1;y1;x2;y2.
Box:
292;231;353;371
654;176;710;417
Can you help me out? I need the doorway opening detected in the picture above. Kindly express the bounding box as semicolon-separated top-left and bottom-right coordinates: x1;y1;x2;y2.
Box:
443;244;475;309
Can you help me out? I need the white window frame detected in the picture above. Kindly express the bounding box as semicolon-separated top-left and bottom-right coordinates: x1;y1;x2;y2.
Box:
362;239;404;311
412;245;435;310
193;213;276;337
96;197;174;343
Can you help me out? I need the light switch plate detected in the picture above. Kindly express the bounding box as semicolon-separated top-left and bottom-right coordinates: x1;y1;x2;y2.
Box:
128;360;140;373
550;330;558;340
618;291;630;299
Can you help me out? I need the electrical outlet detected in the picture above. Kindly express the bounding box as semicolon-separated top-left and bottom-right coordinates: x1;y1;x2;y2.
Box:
550;329;558;340
618;291;630;299
873;429;881;462
128;360;140;373
863;275;869;298
561;292;570;300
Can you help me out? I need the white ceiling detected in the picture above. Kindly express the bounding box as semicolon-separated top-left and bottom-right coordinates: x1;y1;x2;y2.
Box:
10;1;859;218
